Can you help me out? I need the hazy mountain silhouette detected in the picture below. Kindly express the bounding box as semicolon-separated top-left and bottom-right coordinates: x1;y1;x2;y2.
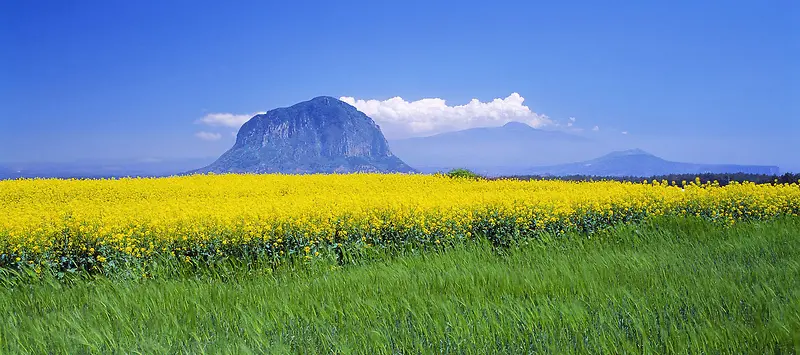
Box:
389;122;598;172
522;149;780;177
0;157;216;179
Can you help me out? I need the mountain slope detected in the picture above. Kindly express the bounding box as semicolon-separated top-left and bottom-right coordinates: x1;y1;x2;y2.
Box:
389;122;597;172
524;149;780;177
194;96;414;174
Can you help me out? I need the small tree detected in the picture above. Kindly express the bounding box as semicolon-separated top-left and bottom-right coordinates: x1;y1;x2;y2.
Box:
446;168;483;180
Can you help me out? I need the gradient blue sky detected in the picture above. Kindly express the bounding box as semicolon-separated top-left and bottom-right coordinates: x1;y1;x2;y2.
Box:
1;1;798;170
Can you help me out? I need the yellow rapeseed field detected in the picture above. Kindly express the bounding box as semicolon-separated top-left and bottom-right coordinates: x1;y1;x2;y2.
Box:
1;174;798;272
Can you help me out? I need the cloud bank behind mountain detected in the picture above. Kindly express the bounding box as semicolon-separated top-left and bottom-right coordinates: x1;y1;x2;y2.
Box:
339;93;555;139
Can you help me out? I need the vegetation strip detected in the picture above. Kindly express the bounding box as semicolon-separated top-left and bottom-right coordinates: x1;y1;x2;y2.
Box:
1;174;799;276
1;218;798;353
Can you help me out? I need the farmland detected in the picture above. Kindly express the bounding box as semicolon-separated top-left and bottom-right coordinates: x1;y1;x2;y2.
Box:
1;174;799;353
1;174;798;274
1;217;797;353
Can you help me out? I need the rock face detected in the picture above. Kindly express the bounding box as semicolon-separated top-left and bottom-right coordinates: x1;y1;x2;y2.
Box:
194;96;415;174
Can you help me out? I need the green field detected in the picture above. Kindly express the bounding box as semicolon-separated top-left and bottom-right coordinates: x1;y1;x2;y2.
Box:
2;217;799;354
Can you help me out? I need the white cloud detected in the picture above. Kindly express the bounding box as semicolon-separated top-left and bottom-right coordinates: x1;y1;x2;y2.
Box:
339;93;554;138
196;112;265;128
621;131;628;135
592;126;600;131
195;131;222;141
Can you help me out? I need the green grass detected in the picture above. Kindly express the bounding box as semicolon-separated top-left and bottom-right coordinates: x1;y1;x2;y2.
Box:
1;217;799;354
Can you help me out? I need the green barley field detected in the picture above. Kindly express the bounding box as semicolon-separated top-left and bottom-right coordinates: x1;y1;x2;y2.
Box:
1;217;798;354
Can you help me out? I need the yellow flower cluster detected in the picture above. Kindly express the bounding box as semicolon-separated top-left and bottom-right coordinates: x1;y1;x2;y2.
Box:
1;174;798;272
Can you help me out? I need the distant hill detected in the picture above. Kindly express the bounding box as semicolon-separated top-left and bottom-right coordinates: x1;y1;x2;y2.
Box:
192;96;414;174
389;122;598;173
0;158;216;180
522;149;780;177
0;166;13;179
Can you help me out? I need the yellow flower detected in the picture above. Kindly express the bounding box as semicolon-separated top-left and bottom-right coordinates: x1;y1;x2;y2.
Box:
0;173;796;269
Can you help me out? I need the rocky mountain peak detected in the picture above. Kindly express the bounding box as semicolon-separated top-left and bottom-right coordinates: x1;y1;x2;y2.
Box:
194;97;415;174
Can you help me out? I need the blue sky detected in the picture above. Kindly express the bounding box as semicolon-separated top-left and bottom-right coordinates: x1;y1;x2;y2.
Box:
1;0;797;170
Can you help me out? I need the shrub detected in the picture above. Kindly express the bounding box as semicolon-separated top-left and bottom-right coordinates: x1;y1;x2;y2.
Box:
446;168;483;180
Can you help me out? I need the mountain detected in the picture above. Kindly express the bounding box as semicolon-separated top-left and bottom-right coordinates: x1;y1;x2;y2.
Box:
193;96;414;174
522;149;780;177
389;121;599;174
0;157;216;180
0;166;13;179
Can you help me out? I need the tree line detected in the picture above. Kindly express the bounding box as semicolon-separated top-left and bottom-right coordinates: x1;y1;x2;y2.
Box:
491;172;800;186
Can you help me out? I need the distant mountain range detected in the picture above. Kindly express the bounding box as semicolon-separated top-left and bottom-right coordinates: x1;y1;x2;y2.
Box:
0;158;215;179
0;166;13;179
192;96;414;174
521;149;780;177
389;121;600;172
388;122;780;177
0;99;782;179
